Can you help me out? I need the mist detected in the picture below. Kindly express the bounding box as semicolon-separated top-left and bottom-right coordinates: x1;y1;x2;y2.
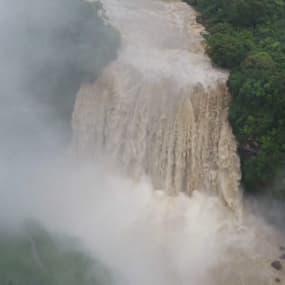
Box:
0;0;119;207
1;0;285;284
0;0;120;283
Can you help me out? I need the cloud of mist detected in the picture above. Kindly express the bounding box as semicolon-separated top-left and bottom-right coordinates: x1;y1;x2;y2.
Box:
0;0;119;158
0;0;119;215
3;154;281;285
0;155;237;284
0;0;120;281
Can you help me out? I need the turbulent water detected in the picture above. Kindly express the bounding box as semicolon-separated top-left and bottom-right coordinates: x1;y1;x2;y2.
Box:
72;0;241;211
70;0;285;284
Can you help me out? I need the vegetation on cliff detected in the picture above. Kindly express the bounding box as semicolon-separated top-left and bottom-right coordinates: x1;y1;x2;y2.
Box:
185;0;285;196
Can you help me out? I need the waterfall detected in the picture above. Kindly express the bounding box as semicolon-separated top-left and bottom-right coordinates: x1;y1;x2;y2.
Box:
1;1;284;284
72;0;241;211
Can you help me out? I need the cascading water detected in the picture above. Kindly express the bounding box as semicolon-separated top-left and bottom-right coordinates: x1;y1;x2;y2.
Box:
70;1;285;284
72;0;241;211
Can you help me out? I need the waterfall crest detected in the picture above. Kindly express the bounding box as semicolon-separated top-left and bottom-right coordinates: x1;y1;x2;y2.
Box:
72;0;241;210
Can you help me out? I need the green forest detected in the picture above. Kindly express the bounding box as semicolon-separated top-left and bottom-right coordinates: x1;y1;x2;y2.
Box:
185;0;285;197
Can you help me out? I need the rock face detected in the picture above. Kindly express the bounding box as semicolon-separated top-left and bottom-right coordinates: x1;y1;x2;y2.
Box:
72;0;241;212
272;260;283;271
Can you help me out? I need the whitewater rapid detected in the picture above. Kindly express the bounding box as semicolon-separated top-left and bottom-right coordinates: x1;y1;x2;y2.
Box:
73;0;241;210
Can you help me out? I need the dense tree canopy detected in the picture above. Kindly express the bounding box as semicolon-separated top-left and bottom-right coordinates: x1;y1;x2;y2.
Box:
184;0;285;196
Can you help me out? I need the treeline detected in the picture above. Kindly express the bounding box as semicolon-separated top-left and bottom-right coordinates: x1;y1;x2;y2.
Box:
184;0;285;196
